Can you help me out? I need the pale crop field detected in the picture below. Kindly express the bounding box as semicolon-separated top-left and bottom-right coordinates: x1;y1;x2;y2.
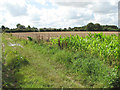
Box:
11;31;119;40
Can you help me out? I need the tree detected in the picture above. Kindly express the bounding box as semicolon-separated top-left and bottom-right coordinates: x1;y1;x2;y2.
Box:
16;24;25;29
1;25;5;30
86;22;95;31
39;28;44;32
19;25;25;29
16;24;21;28
28;25;31;29
94;23;103;30
68;27;72;31
27;25;31;32
5;27;9;30
63;28;67;31
32;27;38;32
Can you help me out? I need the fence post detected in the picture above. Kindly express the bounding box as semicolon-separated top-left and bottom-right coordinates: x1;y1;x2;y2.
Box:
58;39;61;49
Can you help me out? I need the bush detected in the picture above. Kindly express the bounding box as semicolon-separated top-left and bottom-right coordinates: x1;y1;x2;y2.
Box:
71;57;118;87
27;36;32;41
5;50;29;71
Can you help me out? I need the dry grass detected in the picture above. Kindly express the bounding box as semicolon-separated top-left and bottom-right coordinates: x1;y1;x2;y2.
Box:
11;31;119;40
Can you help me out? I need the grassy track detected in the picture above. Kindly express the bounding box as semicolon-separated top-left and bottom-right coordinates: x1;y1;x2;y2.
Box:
2;33;120;88
2;33;84;88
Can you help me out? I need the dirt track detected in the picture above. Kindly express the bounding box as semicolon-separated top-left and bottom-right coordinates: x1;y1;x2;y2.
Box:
11;31;120;40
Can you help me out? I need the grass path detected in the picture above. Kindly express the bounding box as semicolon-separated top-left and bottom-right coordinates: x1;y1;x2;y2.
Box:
3;34;84;88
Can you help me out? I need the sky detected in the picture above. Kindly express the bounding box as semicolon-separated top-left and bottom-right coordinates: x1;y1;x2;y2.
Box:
0;0;119;29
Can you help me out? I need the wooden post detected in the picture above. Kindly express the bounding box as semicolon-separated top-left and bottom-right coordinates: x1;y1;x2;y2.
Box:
58;39;61;49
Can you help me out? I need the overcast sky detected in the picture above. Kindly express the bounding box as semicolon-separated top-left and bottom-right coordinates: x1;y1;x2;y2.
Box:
0;0;119;29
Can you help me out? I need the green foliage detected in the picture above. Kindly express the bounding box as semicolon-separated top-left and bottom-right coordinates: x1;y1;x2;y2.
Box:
27;36;32;41
51;33;119;67
53;50;73;67
72;57;118;87
86;22;95;30
2;33;120;88
1;25;5;30
50;33;120;87
5;51;29;71
2;22;119;32
2;46;29;88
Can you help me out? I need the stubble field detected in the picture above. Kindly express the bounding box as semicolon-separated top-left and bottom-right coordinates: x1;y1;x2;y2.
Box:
11;31;119;40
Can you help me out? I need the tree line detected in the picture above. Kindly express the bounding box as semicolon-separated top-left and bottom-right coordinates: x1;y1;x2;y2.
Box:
1;22;120;33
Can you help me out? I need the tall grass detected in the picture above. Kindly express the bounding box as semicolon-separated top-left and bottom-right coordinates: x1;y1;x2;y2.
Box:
2;46;29;88
50;33;120;87
2;33;120;88
26;33;120;88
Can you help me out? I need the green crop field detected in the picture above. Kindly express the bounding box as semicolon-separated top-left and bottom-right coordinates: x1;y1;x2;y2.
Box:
2;32;120;88
51;33;120;66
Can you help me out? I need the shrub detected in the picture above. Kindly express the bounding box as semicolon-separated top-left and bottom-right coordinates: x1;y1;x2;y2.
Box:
72;57;118;87
27;36;32;41
5;50;29;72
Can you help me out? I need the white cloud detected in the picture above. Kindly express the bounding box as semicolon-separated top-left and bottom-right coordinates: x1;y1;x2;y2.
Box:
91;2;117;14
55;2;93;8
0;0;27;7
5;4;27;17
0;0;118;28
35;0;47;5
93;13;118;25
0;0;28;17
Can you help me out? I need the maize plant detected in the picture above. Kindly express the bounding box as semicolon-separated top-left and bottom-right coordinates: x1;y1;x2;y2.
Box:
50;33;120;67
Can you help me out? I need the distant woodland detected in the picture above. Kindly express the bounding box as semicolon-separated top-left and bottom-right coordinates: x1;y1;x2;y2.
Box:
1;22;120;33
